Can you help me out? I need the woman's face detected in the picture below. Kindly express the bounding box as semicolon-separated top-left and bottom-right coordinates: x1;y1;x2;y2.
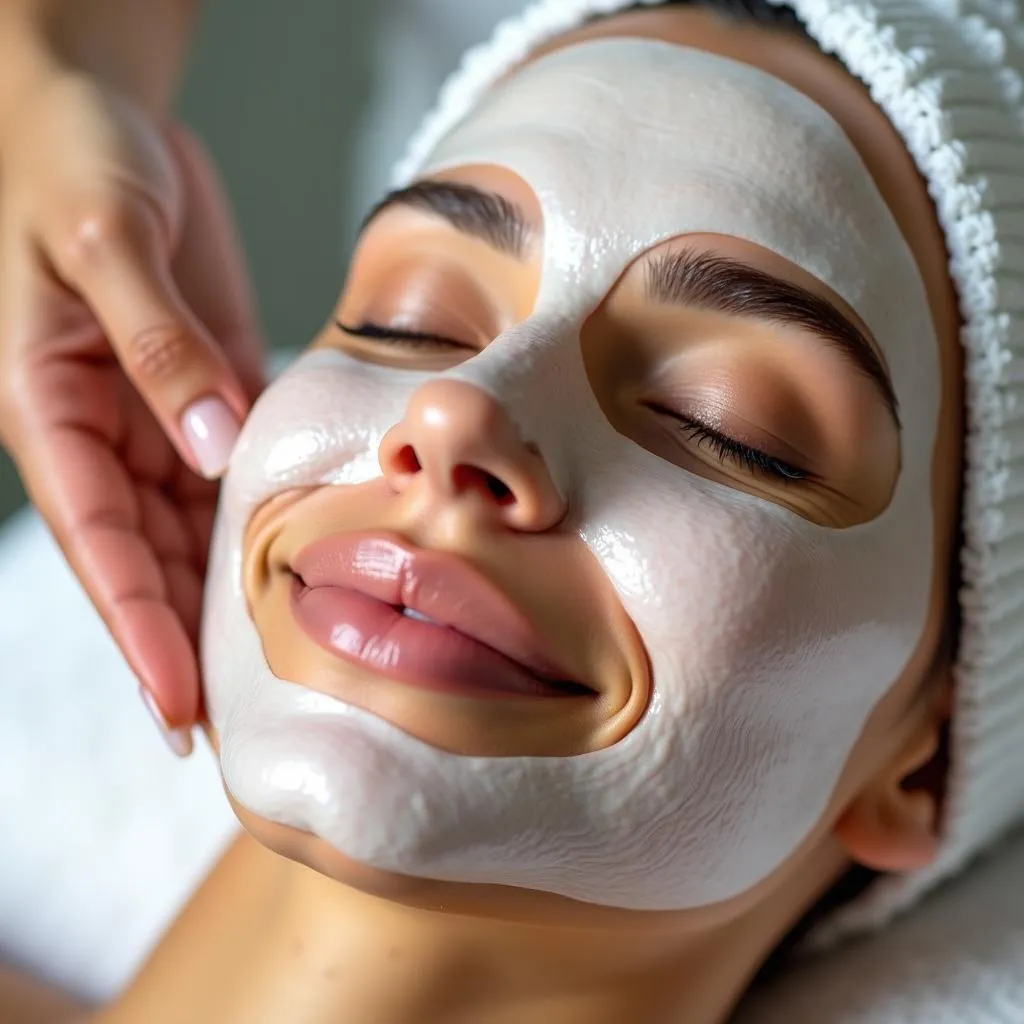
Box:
202;9;962;922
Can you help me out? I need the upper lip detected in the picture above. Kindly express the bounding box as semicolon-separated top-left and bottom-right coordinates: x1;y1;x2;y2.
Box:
290;532;589;688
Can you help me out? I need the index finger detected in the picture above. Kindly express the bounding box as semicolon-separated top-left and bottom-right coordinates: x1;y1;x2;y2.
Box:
42;189;250;480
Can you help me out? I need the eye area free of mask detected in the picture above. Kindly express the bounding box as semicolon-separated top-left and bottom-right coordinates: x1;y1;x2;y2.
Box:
203;38;940;912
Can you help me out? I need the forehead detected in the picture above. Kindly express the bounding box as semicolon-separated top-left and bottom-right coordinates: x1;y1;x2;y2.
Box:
417;40;925;371
527;8;952;310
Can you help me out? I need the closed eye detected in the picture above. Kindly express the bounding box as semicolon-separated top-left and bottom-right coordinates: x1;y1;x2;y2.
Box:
648;405;809;483
336;320;476;353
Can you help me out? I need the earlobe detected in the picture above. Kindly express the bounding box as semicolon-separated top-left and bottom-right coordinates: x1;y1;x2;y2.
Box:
834;786;939;872
833;696;946;873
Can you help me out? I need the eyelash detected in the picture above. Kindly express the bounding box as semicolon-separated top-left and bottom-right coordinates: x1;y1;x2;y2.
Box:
338;321;808;484
337;320;474;352
673;417;808;482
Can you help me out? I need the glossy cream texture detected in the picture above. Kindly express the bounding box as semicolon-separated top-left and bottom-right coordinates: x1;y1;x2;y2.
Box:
202;40;940;910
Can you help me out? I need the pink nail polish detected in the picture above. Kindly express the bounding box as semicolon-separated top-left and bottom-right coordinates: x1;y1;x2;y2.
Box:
139;686;194;758
181;396;241;479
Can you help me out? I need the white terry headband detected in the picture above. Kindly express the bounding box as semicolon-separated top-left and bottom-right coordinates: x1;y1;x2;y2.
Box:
391;0;1024;944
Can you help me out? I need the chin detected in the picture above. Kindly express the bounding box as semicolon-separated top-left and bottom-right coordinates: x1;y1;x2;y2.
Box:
225;794;758;933
231;796;455;903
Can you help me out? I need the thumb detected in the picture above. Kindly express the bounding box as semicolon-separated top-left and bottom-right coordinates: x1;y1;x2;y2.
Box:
45;192;249;478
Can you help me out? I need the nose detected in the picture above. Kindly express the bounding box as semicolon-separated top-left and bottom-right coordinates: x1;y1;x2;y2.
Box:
378;379;565;531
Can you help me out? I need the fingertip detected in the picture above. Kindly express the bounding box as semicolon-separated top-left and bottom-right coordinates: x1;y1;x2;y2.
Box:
139;685;195;758
180;394;243;479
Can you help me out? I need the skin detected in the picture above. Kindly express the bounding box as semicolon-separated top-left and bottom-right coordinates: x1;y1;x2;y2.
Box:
0;965;86;1024
92;7;963;1024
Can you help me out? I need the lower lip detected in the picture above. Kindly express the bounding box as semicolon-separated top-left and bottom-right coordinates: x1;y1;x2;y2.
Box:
290;580;584;700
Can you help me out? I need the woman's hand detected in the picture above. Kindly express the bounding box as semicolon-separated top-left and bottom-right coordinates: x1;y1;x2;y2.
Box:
0;70;265;751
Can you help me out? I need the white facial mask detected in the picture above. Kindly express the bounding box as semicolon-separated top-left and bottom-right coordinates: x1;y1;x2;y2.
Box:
203;40;940;910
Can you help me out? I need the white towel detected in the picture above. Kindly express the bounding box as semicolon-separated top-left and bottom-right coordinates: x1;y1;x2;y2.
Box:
0;507;236;1002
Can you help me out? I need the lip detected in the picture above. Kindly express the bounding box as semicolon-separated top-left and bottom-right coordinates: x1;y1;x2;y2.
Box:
288;533;594;699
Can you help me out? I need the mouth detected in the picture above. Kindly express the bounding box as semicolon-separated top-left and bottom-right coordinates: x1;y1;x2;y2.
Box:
287;533;597;701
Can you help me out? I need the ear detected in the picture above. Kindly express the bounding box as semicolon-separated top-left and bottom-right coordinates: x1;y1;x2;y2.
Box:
833;683;950;873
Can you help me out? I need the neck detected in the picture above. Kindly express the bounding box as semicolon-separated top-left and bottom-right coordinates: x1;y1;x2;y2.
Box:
261;841;851;1024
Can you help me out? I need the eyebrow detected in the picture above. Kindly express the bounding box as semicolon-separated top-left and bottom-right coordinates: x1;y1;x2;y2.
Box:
646;250;900;426
363;181;531;260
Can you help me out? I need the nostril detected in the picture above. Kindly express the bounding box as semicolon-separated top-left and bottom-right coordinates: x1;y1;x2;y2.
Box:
451;465;516;506
393;444;421;476
485;475;514;504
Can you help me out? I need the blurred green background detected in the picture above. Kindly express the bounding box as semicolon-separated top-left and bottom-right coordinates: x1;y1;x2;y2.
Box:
0;0;375;524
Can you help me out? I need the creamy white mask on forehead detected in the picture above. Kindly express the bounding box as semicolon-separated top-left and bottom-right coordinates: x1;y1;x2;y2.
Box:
203;39;941;910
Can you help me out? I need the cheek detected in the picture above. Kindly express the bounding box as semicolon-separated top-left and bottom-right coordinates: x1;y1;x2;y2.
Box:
577;441;925;842
584;468;840;723
226;350;429;512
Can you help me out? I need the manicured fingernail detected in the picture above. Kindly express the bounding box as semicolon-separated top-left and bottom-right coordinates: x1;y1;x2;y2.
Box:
140;685;193;758
181;395;241;478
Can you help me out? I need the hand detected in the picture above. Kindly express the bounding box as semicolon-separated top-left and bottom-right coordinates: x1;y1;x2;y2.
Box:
0;71;265;750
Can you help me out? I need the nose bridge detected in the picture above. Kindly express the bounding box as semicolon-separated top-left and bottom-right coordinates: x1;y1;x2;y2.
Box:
438;315;589;491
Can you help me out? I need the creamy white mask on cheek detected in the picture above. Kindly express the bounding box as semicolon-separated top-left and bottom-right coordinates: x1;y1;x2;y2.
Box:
203;40;940;910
